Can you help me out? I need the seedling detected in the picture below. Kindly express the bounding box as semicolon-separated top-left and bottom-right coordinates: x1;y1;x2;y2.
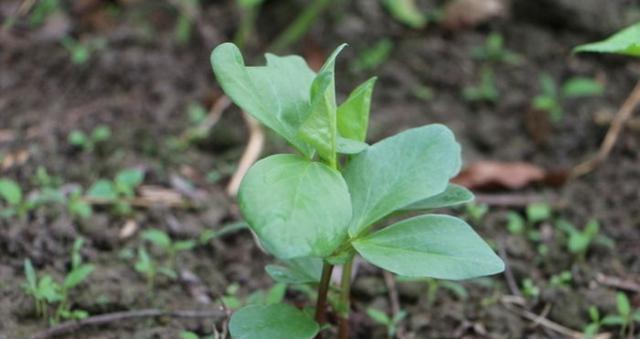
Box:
598;292;640;337
398;275;467;307
67;187;93;219
87;168;144;215
462;67;499;103
472;32;522;65
351;39;393;73
532;73;604;122
521;278;539;300
465;202;489;224
382;0;428;28
134;247;176;289
68;125;111;151
211;42;504;338
23;239;94;323
28;0;61;27
555;218;614;260
366;307;407;337
60;36;106;65
173;0;200;44
549;270;572;289
141;228;195;268
0;178;26;218
584;306;604;339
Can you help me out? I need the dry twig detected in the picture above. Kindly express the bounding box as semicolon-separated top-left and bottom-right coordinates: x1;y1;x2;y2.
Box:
226;112;264;197
595;273;640;294
572;81;640;178
29;308;225;339
383;271;407;339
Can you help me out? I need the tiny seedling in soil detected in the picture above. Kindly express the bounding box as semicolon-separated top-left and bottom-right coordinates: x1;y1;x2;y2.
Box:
68;125;111;151
381;0;428;28
471;32;522;65
397;275;468;307
60;36;107;65
462;67;499;103
574;22;640;57
520;278;539;300
595;292;640;338
549;270;572;289
141;228;196;269
134;247;176;289
87;168;144;215
555;218;614;261
211;42;504;338
23;238;94;324
366;307;407;338
350;39;394;73
532;73;604;123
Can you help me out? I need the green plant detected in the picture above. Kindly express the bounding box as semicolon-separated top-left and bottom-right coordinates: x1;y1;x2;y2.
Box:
462;67;499;103
0;178;25;218
366;307;407;337
549;270;572;288
555;218;614;260
133;247;176;289
141;228;195;268
351;39;394;73
29;0;61;27
173;0;200;44
211;42;504;338
61;36;106;65
471;32;522;64
533;74;604;122
381;0;428;29
574;22;640;56
87;168;144;215
465;202;489;224
521;278;539;300
68;125;111;151
597;293;640;337
398;275;468;307
23;239;94;323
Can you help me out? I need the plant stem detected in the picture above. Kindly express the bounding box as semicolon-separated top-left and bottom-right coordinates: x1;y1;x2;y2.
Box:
314;262;334;337
337;258;353;339
269;0;335;53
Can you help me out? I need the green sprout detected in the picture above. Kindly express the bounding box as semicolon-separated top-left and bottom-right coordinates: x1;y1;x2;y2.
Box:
366;307;407;337
68;125;111;151
471;32;522;64
141;228;195;268
381;0;428;29
596;293;640;337
351;39;394;73
533;74;604;122
22;239;94;323
574;22;640;57
87;168;144;215
60;37;107;65
555;219;614;260
521;278;539;300
211;42;504;338
462;67;499;103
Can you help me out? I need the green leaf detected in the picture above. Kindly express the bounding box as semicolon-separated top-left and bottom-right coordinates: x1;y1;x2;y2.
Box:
506;212;525;235
91;125;111;142
211;43;316;157
353;215;504;280
601;314;625;326
0;179;22;206
633;309;640;322
526;202;551;224
617;292;631;317
69;199;92;219
229;304;319;339
264;283;287;305
562;78;604;98
87;180;118;201
297;44;346;165
24;259;37;291
336;137;369;154
63;264;94;289
115;168;144;190
265;257;322;284
298;72;338;165
574;22;640;57
382;0;427;28
68;130;88;147
38;276;62;302
174;240;196;252
366;308;391;325
401;184;474;211
180;332;199;339
337;77;377;142
343;124;461;236
238;154;352;259
142;229;172;249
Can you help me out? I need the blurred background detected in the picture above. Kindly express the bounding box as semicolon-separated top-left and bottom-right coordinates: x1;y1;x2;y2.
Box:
1;0;639;338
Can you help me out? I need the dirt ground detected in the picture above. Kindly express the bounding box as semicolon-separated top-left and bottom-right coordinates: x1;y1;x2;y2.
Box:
1;0;639;338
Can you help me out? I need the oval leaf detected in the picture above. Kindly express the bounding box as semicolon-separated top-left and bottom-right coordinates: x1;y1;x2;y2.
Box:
337;77;377;142
343;124;461;236
239;154;352;259
211;43;316;156
0;178;22;205
266;257;322;284
401;184;474;211
337;137;369;154
574;22;640;57
353;214;504;280
229;304;319;339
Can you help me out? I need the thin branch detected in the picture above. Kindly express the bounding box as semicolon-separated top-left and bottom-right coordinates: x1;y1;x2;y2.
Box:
572;81;640;178
29;308;225;339
226;111;264;197
383;271;407;339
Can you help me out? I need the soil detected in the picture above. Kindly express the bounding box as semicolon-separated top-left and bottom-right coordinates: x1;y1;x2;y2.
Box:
1;0;639;338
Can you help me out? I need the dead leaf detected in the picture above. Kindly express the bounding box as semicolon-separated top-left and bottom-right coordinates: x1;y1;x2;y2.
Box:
138;185;185;206
442;0;506;30
1;149;30;171
119;219;139;239
453;161;546;189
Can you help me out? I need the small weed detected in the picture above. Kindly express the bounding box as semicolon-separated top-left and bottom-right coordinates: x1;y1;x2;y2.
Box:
68;125;111;152
533;74;603;122
462;67;499;103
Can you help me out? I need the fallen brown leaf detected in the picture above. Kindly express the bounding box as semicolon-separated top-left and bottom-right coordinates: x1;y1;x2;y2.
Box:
453;161;547;190
441;0;506;30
